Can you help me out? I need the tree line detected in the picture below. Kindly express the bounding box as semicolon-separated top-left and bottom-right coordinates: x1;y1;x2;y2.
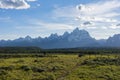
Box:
0;47;120;54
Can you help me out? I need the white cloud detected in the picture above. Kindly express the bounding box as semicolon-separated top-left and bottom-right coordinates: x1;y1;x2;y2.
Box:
0;0;30;9
15;20;74;37
101;26;108;29
86;27;97;29
53;0;120;18
76;0;120;22
16;20;74;32
80;21;95;27
52;0;120;29
0;34;20;40
109;24;120;29
100;12;120;18
37;22;74;30
79;21;96;29
76;4;94;13
76;16;117;22
77;0;120;16
83;21;93;26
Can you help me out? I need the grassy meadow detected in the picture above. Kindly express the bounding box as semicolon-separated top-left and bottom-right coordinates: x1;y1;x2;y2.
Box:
0;54;119;80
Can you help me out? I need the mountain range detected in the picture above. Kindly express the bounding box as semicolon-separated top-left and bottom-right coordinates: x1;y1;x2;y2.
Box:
0;28;120;49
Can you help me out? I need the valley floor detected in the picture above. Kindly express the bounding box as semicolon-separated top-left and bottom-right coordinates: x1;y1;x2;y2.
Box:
0;54;119;80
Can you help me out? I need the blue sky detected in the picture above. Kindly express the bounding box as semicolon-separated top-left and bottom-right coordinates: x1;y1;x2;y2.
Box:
0;0;120;40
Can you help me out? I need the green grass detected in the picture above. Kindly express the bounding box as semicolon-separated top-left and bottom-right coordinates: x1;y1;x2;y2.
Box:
0;54;119;80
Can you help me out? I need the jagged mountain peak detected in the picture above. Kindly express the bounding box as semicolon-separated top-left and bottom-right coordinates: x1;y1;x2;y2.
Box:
48;33;59;40
113;34;120;37
73;27;79;32
50;33;58;36
68;28;91;42
106;34;120;47
50;33;58;37
37;36;42;39
14;36;32;42
25;35;32;40
63;31;69;35
63;31;69;37
72;28;89;35
108;34;120;40
1;27;120;49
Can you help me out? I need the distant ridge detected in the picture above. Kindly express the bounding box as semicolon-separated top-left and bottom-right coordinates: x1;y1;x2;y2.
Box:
0;28;120;49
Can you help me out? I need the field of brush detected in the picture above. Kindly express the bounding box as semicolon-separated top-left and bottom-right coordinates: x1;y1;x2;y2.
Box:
0;53;119;80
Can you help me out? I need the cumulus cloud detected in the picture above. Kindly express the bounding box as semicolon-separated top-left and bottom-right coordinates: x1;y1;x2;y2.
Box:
116;23;120;26
52;0;120;29
80;25;97;29
109;24;120;29
101;26;108;29
83;21;92;25
82;21;94;26
79;21;96;29
76;16;117;23
76;0;120;16
76;4;94;12
53;0;120;18
0;0;30;9
76;0;120;23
